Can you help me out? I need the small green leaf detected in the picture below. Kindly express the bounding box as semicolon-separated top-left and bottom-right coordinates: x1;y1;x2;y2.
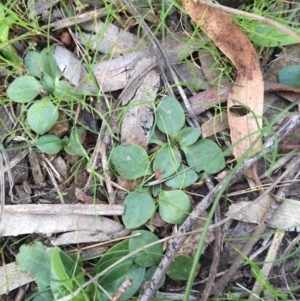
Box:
166;255;200;281
158;190;191;224
16;242;53;298
173;127;201;147
111;145;150;180
278;65;300;89
156;96;185;135
27;98;59;135
182;139;225;174
152;184;161;197
64;128;86;156
152;146;181;180
40;47;62;81
99;258;133;286
99;263;145;301
148;130;165;146
129;230;163;268
7;75;42;103
42;73;55;93
35;134;63;154
165;164;198;189
145;266;165;289
24;51;42;78
54;80;72;98
123;191;155;229
96;240;130;273
50;248;73;299
250;24;299;47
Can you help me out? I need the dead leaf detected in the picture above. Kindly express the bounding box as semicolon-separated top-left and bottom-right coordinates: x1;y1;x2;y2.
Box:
201;112;229;138
0;204;124;236
189;81;300;116
226;196;300;231
121;70;159;148
181;1;264;181
0;262;34;295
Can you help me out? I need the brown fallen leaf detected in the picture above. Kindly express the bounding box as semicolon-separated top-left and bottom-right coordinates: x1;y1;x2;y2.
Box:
189;81;300;115
182;0;264;182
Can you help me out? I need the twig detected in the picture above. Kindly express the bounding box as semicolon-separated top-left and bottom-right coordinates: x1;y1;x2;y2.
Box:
196;0;300;43
200;204;221;301
48;8;107;30
3;204;124;215
111;279;133;301
140;114;300;301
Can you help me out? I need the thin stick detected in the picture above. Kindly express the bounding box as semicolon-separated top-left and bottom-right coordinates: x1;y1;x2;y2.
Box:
196;0;300;43
3;204;124;216
200;204;221;301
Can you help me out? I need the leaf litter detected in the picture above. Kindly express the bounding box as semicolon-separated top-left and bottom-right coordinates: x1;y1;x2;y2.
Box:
1;0;300;300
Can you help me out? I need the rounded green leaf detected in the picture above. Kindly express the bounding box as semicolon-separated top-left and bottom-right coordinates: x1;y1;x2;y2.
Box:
99;262;145;301
40;47;62;81
166;255;200;281
129;230;163;268
54;80;72;98
7;75;42;103
173;127;201;147
16;241;51;291
64;128;86;156
145;266;165;289
165;164;198;189
278;65;300;88
111;145;150;180
156;96;185;135
27;98;59;135
152;146;181;180
35;134;62;154
96;240;129;272
152;184;161;197
24;51;42;78
123;191;155;229
182;139;225;174
42;73;55;93
159;190;191;224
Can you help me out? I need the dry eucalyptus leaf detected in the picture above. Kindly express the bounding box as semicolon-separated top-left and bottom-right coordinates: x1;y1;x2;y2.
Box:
51;228;131;246
121;70;160;148
54;45;96;93
178;212;214;257
182;0;264;182
78;19;147;54
0;262;34;295
201;112;229;138
0;204;124;236
94;51;149;92
226;195;300;231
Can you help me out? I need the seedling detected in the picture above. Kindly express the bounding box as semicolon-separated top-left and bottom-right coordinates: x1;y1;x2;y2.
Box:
6;46;86;156
111;95;226;229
